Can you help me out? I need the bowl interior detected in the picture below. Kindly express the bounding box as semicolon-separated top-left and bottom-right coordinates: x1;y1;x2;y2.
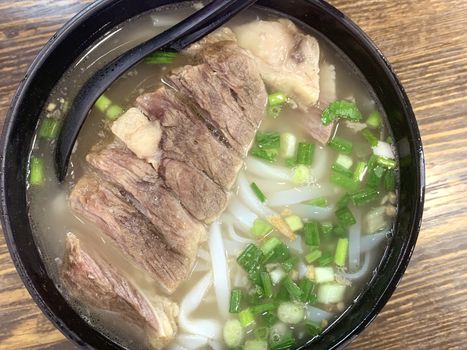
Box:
0;0;424;349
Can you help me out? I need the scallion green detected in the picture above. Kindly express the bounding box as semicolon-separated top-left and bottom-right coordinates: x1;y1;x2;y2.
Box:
251;219;273;238
260;272;273;299
29;156;45;186
303;221;320;247
328;136;353;155
144;50;178;64
296;142;315;165
384;169;396;191
334;238;349;266
282;276;303;300
305;248;322;264
335;207;356;227
281;255;299;273
250;147;278;162
251;182;266;203
229;288;243;313
239;308;255;327
350;188;379;206
255;132;280;150
318;251;334;266
330;172;359;192
39;118;60;139
321;100;363;125
353;161;367;182
377;156;396;169
306;197;328;207
361;127;379;147
366;111;382;129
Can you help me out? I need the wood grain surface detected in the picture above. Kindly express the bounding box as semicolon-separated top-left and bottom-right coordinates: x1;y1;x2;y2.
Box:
0;0;466;349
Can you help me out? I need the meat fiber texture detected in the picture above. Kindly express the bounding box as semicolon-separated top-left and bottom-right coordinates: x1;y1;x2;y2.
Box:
64;27;268;347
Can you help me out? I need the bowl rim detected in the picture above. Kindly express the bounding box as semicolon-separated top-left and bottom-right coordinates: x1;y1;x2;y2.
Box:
0;0;425;349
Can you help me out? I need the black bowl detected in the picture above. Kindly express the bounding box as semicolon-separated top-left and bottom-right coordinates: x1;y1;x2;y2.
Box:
0;0;424;349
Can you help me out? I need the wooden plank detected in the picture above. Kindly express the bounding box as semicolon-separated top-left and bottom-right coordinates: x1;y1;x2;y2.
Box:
0;0;466;349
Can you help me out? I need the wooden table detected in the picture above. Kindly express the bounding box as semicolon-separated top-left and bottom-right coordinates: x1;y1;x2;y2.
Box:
0;0;466;349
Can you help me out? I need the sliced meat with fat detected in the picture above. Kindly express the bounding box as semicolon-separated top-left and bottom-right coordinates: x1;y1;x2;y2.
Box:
61;234;178;349
137;88;243;190
86;142;206;247
69;175;194;294
233;19;320;110
161;158;228;223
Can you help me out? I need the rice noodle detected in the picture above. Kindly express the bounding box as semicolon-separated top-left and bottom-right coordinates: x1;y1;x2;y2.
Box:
193;261;210;272
288;235;303;254
223;218;254;244
250;179;296;194
312;146;331;181
245;156;292;181
223;238;246;256
287;204;334;220
209;221;231;320
228;197;257;229
348;210;362;272
179;272;221;339
305;305;334;324
208;339;224;350
237;173;277;217
268;184;335;207
361;229;389;253
339;251;372;280
176;334;209;349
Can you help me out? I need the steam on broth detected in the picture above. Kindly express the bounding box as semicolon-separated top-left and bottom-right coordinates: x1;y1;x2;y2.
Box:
27;2;397;350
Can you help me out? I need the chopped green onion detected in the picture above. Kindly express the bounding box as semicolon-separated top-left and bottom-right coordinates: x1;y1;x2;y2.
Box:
350;188;379;206
320;223;334;236
318;252;334;266
277;302;305;324
317;283;346;304
303;222;320;247
254;326;270;340
276;284;291;302
29;156;45;186
262;242;290;264
334;238;349;266
296;142;315;165
251;219;273;238
250;147;278;162
285;158;297;168
268;92;288;106
251;303;276;315
335;207;356;227
39;118;60;139
336;193;351;209
305;248;322;264
144;50;177;64
270;333;296;350
282;277;303;300
267;92;287;119
229;288;243;313
284;215;303;232
377;156;396;169
305;321;322;336
331;163;354;177
321;100;363;125
248;285;265;305
95;95;112;113
261;237;281;256
280;132;297;158
386;135;394;144
332;224;348;238
366;111;382;129
223;319;245;347
261;311;278;326
328;136;353;155
305;197;328;207
251;182;266;203
105;104;124;120
281;255;298;273
299;278;316;304
384;169;396;191
353;161;367;182
292;164;310;185
237;244;264;284
361;128;379;147
245;339;268;350
330;172;359;192
260;272;273;299
256;131;280;150
314;267;335;284
239;308;255;328
366;163;386;189
335;154;353;169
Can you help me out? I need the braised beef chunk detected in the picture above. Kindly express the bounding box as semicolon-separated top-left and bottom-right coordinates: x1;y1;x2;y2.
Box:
161;158;228;223
86;143;206;250
137;88;243;190
61;234;178;350
69;175;194;294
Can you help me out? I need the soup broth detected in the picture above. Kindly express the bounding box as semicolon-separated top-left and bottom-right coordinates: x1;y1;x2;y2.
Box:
27;2;397;349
